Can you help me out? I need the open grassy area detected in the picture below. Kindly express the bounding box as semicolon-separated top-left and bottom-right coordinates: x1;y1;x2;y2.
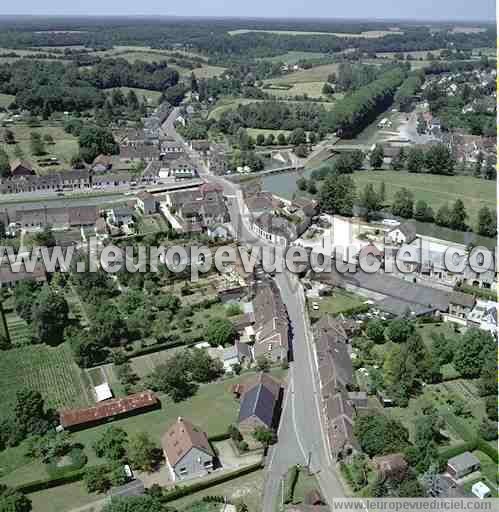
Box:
208;98;264;121
105;86;162;105
308;290;365;320
264;81;331;99
169;469;264;512
467;451;498;496
28;481;104;512
352;171;495;227
264;63;340;85
0;343;89;416
228;29;403;38
292;470;320;504
190;64;226;79
1;122;79;173
0;93;15;108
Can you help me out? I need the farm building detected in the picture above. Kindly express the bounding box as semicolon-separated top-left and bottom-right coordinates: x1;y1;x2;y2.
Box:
447;452;480;480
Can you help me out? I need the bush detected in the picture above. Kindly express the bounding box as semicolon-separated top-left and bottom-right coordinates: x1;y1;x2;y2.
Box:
46;448;88;479
476;439;499;463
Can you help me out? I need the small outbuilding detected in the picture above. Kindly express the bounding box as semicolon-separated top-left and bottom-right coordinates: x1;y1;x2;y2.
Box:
94;382;113;402
471;481;491;499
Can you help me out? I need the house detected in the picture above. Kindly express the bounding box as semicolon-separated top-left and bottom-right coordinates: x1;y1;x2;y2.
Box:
14;206;98;231
59;391;158;431
238;373;281;436
108;207;135;227
0;262;47;288
92;154;113;172
92;172;132;189
119;143;160;162
10;159;35;177
207;345;240;372
207;224;231;241
386;222;417;245
136;191;157;215
162;417;215;481
467;300;498;334
447;291;476;321
190;139;210;154
161;139;184;160
447;452;480;480
372;453;408;481
252;279;289;363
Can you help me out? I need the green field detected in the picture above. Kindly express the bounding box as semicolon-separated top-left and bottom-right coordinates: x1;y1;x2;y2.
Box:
0;343;89;415
4;311;30;345
1;122;79;173
0;93;15;108
28;481;103;512
308;290;365;320
264;81;331;99
169;469;264;512
229;29;403;38
264;63;340;84
106;86;162;105
352;171;495;227
208;98;263;120
259;51;329;63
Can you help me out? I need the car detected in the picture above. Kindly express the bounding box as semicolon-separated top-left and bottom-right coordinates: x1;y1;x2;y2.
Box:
312;302;320;310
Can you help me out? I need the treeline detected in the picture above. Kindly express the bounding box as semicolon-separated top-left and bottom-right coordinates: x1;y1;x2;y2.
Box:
325;68;406;138
218;101;327;133
0;58;179;115
394;72;425;112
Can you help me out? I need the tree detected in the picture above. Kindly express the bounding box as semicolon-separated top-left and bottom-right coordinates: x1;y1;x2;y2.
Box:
26;431;73;463
190;72;198;93
448;199;467;231
147;356;198;402
0;485;31;512
265;133;275;146
297;177;308;191
127;432;158;472
353;415;409;457
308;132;317;145
84;466;112;493
0;149;10;178
307;180;317;195
435;204;452;228
31;287;69;345
43;134;54;145
126;89;139;111
431;333;454;367
334;153;355;174
366;320;386;344
414;200;434;223
101;496;164;512
473;151;484;177
93;427;128;461
479;418;498;441
485;395;498;422
90;304;127;347
391;188;414;218
256;133;265;146
478;359;496;397
70;153;85;169
252;426;277;447
205;318;236;347
476;206;497;237
14;390;49;438
385;319;415;344
484;155;496;180
406;147;425;173
425;144;454;176
14;281;40;322
78;125;118;163
294;144;308;158
453;329;495;378
369;145;384;169
256;355;271;372
319;174;356;217
277;133;287;145
289;128;306;146
359;184;382;219
350;150;364;170
390;148;405;171
30;132;45;156
3;129;15;144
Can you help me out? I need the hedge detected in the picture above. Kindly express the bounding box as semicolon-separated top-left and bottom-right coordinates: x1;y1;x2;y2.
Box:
160;462;263;503
477;439;499;463
438;440;478;460
283;465;299;504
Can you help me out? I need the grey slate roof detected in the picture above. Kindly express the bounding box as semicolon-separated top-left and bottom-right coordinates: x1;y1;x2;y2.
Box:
447;452;480;472
238;384;276;428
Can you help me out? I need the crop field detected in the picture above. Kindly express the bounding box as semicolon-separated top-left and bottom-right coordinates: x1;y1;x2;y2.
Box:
0;343;90;415
228;29;403;38
264;63;340;84
0;122;79;173
352;171;495;227
4;311;30;345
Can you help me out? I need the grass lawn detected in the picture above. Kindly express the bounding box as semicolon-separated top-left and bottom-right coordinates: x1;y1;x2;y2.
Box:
264;63;340;84
0;343;90;416
259;51;328;63
169;469;264;512
472;451;498;490
415;323;457;350
1;122;79;173
0;93;15;108
352;171;495;227
28;481;104;512
208;98;264;121
292;469;320;504
105;86;162;105
308;290;365;320
191;65;226;79
228;29;402;38
264;81;331;100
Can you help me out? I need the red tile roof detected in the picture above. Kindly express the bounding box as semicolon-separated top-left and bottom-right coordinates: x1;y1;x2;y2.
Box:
59;391;158;428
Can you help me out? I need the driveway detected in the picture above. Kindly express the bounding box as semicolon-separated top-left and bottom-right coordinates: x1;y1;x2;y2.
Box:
214;440;263;470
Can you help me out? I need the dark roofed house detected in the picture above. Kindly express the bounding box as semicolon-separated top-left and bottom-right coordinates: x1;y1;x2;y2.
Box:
238;373;281;436
448;291;476;321
10;159;35;177
162;417;215;481
447;452;480;480
68;206;99;227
